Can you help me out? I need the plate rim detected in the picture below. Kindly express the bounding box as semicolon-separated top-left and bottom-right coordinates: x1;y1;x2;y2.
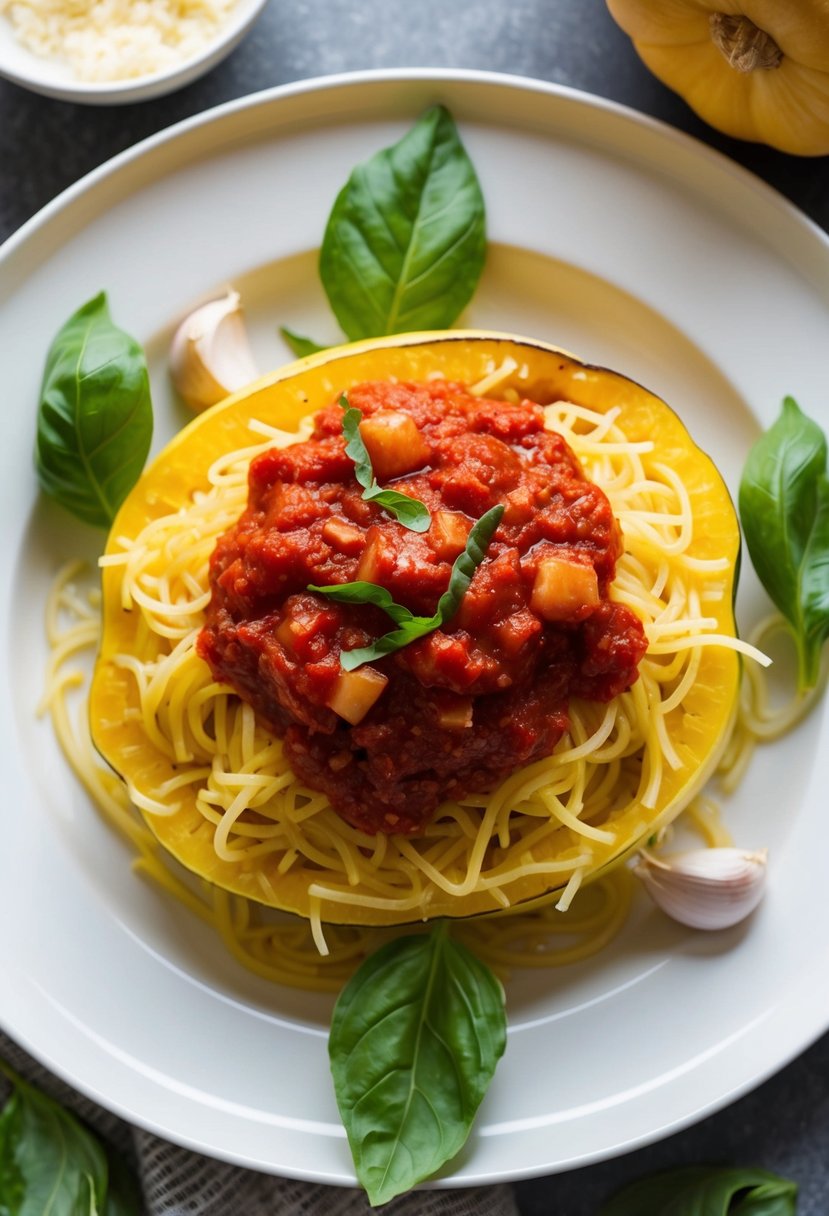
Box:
3;68;829;268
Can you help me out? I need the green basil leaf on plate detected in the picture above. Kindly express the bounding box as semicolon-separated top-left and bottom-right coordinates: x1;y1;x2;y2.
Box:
739;396;829;690
329;923;506;1206
319;105;486;339
35;292;153;529
599;1164;798;1215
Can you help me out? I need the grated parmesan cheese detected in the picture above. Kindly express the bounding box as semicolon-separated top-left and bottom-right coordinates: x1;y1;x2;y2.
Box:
0;0;242;82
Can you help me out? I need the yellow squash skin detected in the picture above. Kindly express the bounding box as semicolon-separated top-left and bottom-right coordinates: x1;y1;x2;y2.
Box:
90;331;741;926
607;0;829;156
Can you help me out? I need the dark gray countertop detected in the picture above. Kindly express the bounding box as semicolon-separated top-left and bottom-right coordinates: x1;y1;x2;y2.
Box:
2;1;828;1212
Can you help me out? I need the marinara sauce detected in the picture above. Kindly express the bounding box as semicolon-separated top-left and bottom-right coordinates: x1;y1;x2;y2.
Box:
198;380;647;835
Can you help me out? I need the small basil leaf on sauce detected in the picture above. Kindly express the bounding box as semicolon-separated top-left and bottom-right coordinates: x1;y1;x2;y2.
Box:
739;396;829;691
307;580;416;628
35;292;153;529
309;503;503;669
338;618;434;671
305;579;432;669
278;326;328;358
319;106;486;340
0;1059;141;1215
437;502;504;621
599;1164;798;1215
341;398;431;532
329;922;506;1207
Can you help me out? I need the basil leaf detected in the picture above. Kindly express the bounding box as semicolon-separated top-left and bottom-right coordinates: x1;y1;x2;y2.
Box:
0;1061;141;1216
102;1153;143;1216
329;922;506;1206
35;292;153;530
319;105;486;340
342;400;376;492
0;1060;141;1216
798;470;829;681
0;1067;107;1215
0;1086;25;1215
341;399;430;532
279;326;327;358
739;396;829;690
338;619;435;672
436;502;503;621
600;1165;798;1216
306;580;416;628
306;579;436;670
310;503;503;669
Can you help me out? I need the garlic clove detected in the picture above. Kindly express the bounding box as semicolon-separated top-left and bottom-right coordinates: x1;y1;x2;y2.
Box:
169;290;259;412
634;846;768;931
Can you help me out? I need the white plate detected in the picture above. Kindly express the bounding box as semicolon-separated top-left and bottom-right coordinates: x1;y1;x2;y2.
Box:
0;0;269;104
2;70;829;1187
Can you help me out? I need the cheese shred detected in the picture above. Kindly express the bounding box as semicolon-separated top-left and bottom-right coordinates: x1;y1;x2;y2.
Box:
0;0;241;83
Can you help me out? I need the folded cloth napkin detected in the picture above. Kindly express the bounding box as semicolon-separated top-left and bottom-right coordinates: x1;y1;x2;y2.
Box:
0;1029;520;1215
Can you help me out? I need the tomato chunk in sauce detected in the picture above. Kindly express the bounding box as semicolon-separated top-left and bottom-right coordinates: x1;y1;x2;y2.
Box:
198;381;647;835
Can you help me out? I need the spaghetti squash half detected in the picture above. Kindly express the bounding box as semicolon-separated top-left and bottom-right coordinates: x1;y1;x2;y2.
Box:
90;331;741;927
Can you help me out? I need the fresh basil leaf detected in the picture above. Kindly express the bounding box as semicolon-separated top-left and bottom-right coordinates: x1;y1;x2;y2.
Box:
739;396;829;690
319;105;486;340
0;1061;141;1216
35;292;152;530
306;580;416;628
310;503;503;669
329;922;506;1206
102;1152;143;1216
337;619;436;671
435;501;503;621
0;1063;99;1215
306;580;436;670
341;400;375;492
340;398;431;532
599;1164;798;1216
798;470;829;683
0;1083;25;1215
279;326;327;358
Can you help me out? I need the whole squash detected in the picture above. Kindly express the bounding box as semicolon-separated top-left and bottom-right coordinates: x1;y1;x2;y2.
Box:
90;331;741;927
607;0;829;155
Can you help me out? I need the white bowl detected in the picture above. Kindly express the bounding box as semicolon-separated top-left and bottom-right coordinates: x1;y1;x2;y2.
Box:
0;0;270;104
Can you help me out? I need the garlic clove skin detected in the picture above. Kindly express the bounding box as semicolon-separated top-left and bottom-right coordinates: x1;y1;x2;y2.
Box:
634;846;768;931
169;290;259;412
